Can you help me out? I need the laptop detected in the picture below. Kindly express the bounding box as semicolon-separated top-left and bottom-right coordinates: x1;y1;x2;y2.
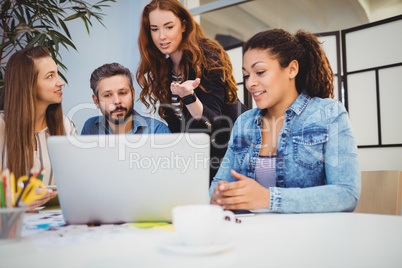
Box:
47;133;211;224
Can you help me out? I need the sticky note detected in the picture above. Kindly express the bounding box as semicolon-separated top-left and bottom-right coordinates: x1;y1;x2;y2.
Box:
129;222;170;229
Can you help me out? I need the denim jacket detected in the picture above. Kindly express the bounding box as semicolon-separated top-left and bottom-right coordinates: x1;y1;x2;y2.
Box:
210;93;361;213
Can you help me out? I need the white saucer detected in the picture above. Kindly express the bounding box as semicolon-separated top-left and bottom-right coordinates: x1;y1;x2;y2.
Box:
161;236;235;255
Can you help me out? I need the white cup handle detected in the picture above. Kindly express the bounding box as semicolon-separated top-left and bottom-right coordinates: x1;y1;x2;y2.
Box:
222;210;236;223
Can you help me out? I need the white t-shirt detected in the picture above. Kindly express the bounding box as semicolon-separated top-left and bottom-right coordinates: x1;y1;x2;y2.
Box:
0;112;77;185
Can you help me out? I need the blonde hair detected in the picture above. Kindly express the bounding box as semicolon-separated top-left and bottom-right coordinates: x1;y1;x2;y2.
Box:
2;46;65;179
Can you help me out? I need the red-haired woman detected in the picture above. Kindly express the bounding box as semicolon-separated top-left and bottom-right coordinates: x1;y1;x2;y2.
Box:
137;0;247;183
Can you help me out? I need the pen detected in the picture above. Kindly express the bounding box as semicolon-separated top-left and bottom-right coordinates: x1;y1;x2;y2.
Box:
31;167;44;181
2;169;13;208
0;175;5;208
37;167;44;181
14;175;31;207
10;172;16;206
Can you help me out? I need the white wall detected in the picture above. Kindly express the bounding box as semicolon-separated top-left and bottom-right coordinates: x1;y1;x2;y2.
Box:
344;18;402;172
59;0;152;132
359;148;402;171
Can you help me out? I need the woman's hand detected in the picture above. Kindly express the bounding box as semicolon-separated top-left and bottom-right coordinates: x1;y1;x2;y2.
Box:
170;78;201;98
171;77;203;119
210;180;229;205
212;170;270;210
26;188;58;211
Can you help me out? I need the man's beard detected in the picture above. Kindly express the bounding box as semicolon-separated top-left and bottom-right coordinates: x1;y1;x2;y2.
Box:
105;104;134;125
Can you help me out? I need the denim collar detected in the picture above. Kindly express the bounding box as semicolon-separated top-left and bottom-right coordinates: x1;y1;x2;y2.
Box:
255;92;311;127
287;92;310;116
95;110;147;134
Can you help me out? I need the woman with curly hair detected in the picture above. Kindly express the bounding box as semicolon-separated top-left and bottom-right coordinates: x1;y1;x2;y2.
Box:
210;29;361;213
137;0;247;183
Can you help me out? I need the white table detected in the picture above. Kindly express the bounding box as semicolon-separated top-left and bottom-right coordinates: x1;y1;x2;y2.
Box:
1;212;402;268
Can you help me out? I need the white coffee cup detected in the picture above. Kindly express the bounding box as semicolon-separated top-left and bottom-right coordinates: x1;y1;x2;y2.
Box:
172;204;236;247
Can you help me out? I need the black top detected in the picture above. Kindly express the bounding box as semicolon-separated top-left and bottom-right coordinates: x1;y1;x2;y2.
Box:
164;66;226;132
163;58;248;183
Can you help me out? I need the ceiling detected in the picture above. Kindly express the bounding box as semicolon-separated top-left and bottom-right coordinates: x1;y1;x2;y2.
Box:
194;0;402;47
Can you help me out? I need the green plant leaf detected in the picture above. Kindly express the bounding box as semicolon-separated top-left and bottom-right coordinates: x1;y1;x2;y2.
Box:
81;16;90;34
49;30;76;50
25;5;32;22
48;30;60;52
57;60;68;73
96;0;116;5
58;18;72;39
47;11;59;26
0;40;12;52
38;34;47;46
0;0;114;98
64;11;86;21
26;33;43;48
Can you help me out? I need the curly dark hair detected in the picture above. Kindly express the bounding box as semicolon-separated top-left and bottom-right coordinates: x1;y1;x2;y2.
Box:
243;29;334;98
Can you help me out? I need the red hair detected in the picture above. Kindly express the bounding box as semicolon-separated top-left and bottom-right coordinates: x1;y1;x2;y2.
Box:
136;0;238;119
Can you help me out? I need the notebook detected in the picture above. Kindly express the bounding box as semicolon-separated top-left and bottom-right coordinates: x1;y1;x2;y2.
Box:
47;133;211;224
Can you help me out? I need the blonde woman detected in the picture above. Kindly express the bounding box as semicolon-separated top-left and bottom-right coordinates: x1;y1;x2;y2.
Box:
0;46;77;209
